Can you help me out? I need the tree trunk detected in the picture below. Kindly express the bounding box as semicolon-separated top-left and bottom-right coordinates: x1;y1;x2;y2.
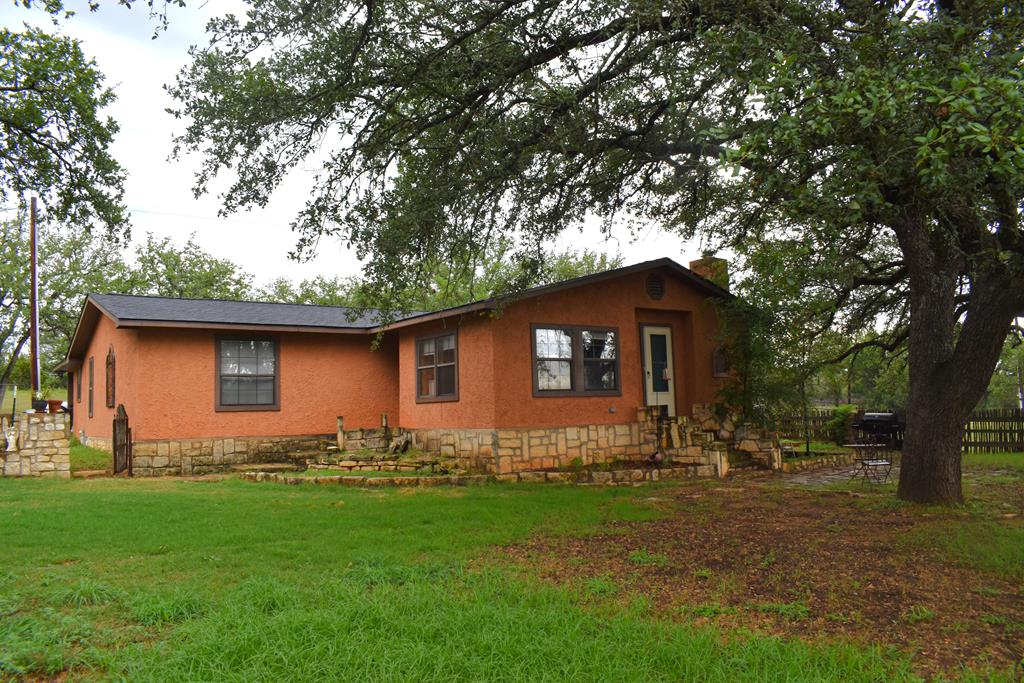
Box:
898;375;967;504
895;224;1018;505
897;251;965;504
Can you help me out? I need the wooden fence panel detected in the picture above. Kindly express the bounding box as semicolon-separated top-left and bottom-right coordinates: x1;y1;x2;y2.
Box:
962;409;1024;453
777;408;1024;453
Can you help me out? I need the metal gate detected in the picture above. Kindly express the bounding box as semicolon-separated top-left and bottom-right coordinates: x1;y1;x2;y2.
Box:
112;404;132;475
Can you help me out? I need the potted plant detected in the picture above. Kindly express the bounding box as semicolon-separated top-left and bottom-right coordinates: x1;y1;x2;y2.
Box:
43;378;65;414
31;390;47;413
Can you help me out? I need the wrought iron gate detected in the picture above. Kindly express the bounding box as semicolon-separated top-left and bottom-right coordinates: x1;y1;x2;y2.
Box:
112;404;132;475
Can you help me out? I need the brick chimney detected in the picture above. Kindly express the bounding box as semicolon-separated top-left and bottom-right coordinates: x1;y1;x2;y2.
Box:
688;255;729;290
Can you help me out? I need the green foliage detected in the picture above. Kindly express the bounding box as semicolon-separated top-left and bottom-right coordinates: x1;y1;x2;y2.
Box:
825;404;859;446
902;606;935;624
627;548;668;567
978;339;1024;410
750;602;810;621
0;27;126;233
925;521;1024;583
686;603;738;618
258;239;623;317
121;233;255;300
0;216;124;391
58;578;122;607
130;589;207;626
581;574;619;598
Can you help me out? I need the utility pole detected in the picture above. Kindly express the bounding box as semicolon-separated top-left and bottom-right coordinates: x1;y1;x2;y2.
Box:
29;196;40;397
1016;361;1023;412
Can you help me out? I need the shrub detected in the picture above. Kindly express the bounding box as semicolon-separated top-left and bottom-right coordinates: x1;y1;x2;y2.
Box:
825;404;859;445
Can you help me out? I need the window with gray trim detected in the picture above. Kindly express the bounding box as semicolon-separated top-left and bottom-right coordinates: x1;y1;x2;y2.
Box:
218;339;277;407
533;326;619;395
416;333;457;400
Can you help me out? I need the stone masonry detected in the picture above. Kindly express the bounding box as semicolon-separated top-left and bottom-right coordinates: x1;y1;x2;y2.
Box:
408;404;781;476
78;405;780;478
122;434;335;476
1;413;71;478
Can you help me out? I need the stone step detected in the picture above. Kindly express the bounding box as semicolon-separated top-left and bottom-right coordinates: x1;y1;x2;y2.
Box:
72;469;109;479
229;462;302;473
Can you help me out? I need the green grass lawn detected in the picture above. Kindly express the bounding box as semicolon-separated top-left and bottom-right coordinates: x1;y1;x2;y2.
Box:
779;439;852;454
0;477;918;681
962;451;1024;471
0;387;64;414
69;437;111;472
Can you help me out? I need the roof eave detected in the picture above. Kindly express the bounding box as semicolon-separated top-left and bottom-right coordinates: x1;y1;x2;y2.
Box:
114;319;374;334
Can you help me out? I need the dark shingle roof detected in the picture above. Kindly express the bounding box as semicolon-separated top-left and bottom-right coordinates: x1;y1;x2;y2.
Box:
89;293;418;329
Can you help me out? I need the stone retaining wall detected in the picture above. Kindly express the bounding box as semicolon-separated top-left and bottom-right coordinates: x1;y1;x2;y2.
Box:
1;413;71;478
241;463;716;488
779;452;857;473
129;434;334;476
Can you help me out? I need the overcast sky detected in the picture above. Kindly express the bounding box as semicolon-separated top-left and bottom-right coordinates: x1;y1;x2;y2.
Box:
3;1;706;287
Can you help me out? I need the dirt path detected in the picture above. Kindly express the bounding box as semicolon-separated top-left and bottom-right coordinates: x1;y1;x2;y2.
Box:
507;474;1024;678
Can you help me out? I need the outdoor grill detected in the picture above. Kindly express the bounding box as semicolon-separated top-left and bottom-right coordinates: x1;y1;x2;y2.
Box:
853;412;905;449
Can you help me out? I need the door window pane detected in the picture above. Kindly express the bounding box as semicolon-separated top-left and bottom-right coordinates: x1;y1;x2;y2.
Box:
650;334;669;392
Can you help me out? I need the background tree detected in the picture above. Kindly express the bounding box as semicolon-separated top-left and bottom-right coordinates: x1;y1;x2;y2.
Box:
121;233;255;300
261;241;623;310
0;27;126;232
170;0;1024;504
0;216;124;404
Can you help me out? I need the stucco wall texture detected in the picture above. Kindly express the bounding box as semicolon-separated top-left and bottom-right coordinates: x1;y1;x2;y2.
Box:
72;264;726;442
399;265;724;430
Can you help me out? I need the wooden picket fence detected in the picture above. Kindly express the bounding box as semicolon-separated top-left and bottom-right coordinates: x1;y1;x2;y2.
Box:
775;409;841;441
777;407;1024;453
962;409;1024;453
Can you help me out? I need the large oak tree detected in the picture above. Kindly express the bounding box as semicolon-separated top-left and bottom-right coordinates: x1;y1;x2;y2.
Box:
170;0;1024;504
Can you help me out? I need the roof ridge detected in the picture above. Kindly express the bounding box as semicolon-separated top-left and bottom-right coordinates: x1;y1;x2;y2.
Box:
90;292;371;311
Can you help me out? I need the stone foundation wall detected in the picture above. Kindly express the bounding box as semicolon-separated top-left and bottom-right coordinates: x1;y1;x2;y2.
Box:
75;406;781;478
1;413;71;478
409;406;782;477
130;434;335;476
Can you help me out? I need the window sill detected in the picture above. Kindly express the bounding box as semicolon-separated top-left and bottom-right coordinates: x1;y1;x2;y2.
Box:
532;390;622;398
415;395;459;404
215;404;281;412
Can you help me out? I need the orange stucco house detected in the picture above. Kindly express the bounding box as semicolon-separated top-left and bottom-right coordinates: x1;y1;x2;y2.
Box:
57;257;737;475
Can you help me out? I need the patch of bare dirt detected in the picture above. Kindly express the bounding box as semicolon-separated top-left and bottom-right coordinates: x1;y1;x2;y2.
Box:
506;478;1024;679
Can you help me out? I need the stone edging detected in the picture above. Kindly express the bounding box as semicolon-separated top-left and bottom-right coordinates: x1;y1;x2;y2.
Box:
779;452;857;473
240;463;716;488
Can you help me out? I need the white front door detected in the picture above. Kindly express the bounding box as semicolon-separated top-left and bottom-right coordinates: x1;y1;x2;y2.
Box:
642;326;676;417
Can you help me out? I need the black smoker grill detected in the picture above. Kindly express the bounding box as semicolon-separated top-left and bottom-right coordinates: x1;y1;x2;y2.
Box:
852;412;905;449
